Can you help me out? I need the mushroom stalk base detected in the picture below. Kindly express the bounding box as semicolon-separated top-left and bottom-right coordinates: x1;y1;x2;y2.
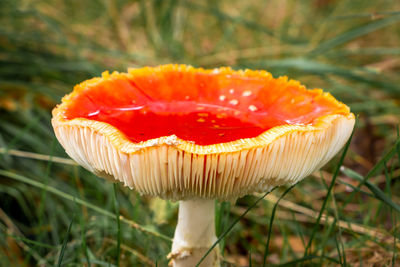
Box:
169;199;219;267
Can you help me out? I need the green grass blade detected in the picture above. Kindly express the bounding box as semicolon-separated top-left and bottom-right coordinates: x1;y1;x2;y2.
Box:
3;232;55;249
57;215;74;267
340;136;400;209
310;13;400;56
113;184;121;267
249;248;252;267
341;167;400;213
365;137;400;179
333;233;343;266
263;184;297;267
336;179;374;198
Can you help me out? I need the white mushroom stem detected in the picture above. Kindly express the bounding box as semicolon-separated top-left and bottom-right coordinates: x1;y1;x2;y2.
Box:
170;199;220;267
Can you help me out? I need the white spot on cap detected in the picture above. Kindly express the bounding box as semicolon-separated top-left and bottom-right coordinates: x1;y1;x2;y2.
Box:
219;95;226;101
229;89;235;94
88;110;100;116
242;90;252;97
248;105;258;112
229;99;239;105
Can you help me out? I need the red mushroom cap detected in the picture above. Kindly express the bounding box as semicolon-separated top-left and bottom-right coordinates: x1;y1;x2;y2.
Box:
52;64;355;200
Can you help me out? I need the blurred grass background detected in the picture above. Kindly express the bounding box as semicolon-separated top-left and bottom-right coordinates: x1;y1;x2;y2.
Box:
1;0;400;266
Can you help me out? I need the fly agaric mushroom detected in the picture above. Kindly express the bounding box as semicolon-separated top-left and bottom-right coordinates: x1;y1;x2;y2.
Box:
52;64;355;266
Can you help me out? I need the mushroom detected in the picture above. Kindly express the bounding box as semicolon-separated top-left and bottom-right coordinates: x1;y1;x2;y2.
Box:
52;64;355;266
